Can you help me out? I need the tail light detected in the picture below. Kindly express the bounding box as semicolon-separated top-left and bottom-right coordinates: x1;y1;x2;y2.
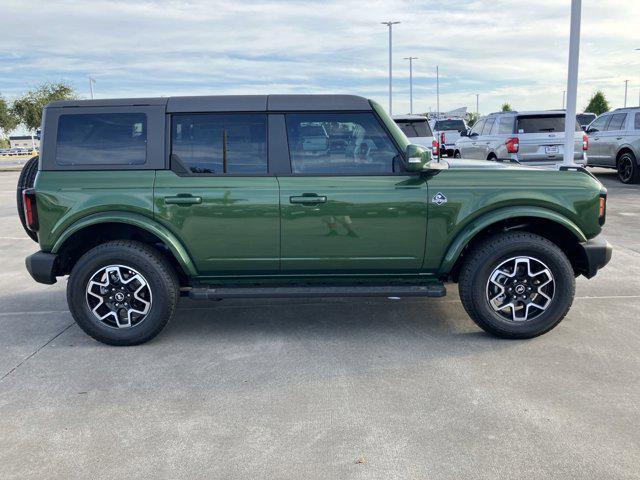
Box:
22;188;38;231
432;139;439;156
505;137;519;154
440;131;446;145
582;134;589;151
598;190;607;226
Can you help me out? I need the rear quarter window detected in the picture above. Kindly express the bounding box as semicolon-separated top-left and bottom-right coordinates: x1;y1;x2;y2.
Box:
56;113;147;166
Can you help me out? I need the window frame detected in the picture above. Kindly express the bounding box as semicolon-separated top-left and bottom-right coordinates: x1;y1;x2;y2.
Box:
41;105;165;171
168;111;270;177
281;110;409;177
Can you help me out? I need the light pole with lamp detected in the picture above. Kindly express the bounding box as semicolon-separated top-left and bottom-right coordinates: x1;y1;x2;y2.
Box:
381;21;400;115
404;56;418;114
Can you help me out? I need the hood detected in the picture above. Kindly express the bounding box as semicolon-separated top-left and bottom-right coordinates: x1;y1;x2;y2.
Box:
444;158;541;171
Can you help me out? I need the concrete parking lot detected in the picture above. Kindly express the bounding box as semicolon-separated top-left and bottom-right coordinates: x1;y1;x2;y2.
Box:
0;169;638;479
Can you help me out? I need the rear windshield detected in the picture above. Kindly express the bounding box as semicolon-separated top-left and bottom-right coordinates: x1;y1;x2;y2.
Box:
395;119;433;138
516;115;580;133
577;113;596;126
434;119;466;132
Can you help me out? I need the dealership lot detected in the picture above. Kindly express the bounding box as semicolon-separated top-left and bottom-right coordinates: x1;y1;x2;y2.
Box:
0;169;638;479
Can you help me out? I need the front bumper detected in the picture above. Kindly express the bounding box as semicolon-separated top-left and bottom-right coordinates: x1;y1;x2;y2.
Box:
25;251;58;285
578;234;612;279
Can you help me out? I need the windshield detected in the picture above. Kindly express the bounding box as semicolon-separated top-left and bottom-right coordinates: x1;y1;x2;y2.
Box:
395;119;433;138
434;119;466;132
516;115;581;133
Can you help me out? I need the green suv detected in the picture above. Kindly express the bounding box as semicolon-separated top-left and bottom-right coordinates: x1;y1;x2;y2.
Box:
19;94;612;345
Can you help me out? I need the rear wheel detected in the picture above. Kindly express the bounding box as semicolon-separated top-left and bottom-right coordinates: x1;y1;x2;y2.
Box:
67;240;179;346
458;232;575;339
617;152;640;184
454;151;461;158
16;156;39;242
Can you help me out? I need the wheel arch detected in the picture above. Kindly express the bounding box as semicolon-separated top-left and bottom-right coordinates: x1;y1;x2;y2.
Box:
440;207;588;281
51;212;198;280
616;147;636;165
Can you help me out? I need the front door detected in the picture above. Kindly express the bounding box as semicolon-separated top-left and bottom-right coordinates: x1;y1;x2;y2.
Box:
155;113;280;275
586;114;611;164
278;112;428;273
460;118;485;159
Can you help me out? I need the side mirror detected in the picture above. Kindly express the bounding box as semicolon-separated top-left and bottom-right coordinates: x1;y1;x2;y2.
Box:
405;144;448;172
460;130;469;137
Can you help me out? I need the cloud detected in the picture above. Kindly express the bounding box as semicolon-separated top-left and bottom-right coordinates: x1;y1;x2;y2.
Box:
1;0;639;118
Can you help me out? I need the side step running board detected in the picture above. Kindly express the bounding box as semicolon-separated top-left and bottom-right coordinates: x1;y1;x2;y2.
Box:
188;284;446;300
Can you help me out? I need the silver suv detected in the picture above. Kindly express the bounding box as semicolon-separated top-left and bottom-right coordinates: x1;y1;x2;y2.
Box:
454;110;587;166
585;107;640;184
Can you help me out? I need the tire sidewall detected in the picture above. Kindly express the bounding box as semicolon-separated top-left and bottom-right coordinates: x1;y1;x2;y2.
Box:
617;153;637;184
68;245;175;345
467;239;574;337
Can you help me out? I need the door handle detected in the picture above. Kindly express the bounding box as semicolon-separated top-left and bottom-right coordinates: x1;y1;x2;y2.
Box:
164;195;202;205
616;137;623;140
290;194;327;205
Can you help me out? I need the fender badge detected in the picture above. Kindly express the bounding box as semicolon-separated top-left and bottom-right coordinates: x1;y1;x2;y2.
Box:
432;192;447;205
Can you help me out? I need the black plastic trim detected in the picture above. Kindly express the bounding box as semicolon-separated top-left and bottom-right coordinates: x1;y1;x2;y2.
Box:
578;234;612;279
25;251;58;285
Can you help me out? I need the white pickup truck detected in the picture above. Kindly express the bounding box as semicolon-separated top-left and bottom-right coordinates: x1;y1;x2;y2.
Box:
432;118;468;157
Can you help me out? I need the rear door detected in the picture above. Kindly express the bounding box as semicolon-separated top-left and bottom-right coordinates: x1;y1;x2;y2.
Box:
600;112;628;167
516;114;580;164
278;111;428;273
154;113;280;275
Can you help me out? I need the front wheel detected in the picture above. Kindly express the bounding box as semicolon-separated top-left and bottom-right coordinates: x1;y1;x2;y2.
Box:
67;240;179;346
458;232;575;339
454;151;462;158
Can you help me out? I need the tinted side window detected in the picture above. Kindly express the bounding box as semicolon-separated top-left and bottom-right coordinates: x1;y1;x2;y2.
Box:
171;114;267;174
606;113;627;131
482;117;496;135
56;113;146;166
635;113;640;130
286;113;400;174
498;116;515;134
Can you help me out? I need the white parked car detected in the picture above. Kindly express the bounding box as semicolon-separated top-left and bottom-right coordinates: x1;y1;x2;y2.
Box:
393;115;439;157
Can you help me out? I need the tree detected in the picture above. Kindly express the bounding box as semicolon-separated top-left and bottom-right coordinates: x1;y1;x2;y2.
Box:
584;91;610;115
501;102;513;112
466;112;479;127
0;94;19;138
12;82;76;132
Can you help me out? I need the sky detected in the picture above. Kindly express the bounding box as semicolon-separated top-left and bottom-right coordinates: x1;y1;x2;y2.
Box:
1;0;639;131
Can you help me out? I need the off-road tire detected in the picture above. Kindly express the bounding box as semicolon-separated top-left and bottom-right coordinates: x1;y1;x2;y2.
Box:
67;240;179;346
617;151;640;184
16;156;39;242
458;232;575;339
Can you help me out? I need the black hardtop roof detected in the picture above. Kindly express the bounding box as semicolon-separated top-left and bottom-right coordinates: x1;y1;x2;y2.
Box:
46;94;372;112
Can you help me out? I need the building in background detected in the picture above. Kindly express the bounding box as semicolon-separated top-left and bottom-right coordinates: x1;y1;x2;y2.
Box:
9;135;38;149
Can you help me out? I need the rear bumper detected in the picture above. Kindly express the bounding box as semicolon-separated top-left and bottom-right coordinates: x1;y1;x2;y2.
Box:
25;251;58;285
578;234;612;279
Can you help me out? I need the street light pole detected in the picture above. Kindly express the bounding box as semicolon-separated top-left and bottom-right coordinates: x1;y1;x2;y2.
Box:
562;0;581;166
404;56;418;114
381;21;400;115
624;80;629;107
88;75;95;100
476;93;479;117
562;90;566;109
436;65;440;119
